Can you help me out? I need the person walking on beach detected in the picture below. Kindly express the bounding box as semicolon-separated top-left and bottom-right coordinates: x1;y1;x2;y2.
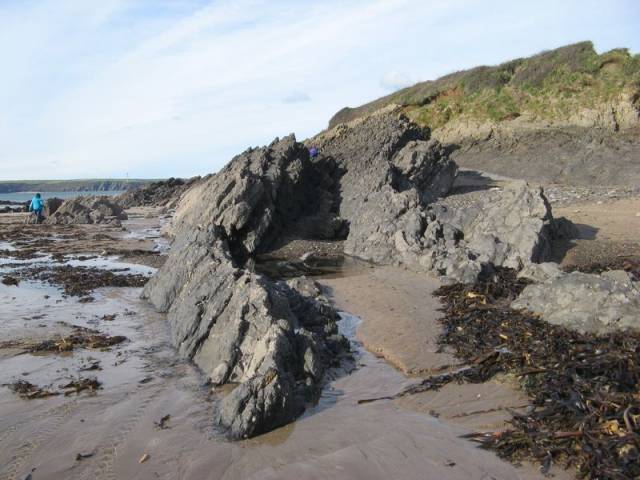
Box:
29;193;44;224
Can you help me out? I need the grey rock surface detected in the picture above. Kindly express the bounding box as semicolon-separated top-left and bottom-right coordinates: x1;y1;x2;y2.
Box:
420;181;554;282
44;198;64;217
143;136;347;439
513;269;640;333
144;225;344;439
45;196;128;225
313;111;457;267
115;177;200;209
313;111;556;282
144;110;560;438
517;262;563;283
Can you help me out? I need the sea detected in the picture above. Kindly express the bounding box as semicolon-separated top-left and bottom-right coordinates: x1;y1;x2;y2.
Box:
0;191;125;203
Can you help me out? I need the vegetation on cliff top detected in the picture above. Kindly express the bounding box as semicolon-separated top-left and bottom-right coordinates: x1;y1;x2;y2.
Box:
0;179;156;193
330;42;640;130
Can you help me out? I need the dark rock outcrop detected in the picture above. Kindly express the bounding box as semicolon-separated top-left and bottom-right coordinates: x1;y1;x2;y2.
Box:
115;177;199;209
143;137;348;439
45;196;127;225
312;109;554;282
144;110;557;438
44;198;64;217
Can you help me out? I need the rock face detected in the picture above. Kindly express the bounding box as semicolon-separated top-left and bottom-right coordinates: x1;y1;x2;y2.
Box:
418;182;554;282
312;110;555;282
448;125;640;187
44;198;64;217
143;137;348;439
115;177;199;209
45;196;128;225
513;268;640;333
312;109;458;266
144;110;558;438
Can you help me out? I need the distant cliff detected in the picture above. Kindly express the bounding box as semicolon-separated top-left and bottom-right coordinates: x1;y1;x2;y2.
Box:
0;179;154;193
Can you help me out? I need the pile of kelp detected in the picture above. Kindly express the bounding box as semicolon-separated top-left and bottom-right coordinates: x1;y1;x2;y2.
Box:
7;377;102;399
0;325;126;353
15;265;149;297
433;268;640;479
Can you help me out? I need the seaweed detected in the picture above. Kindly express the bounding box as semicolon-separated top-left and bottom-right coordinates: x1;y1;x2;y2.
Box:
0;325;126;353
437;268;640;478
360;268;640;478
5;377;101;399
6;380;59;399
13;264;149;297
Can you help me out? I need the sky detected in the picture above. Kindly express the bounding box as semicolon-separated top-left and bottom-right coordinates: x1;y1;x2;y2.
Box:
0;0;638;180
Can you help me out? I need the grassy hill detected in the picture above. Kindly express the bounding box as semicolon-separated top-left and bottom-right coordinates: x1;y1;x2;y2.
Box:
330;42;639;132
327;42;640;186
0;179;156;193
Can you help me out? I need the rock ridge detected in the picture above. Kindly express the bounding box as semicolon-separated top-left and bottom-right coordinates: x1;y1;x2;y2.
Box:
144;110;559;438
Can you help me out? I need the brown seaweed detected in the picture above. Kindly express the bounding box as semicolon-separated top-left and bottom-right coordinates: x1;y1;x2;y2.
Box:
361;268;640;479
435;268;640;479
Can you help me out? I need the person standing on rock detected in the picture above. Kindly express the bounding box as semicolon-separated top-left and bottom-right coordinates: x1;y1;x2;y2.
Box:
29;193;44;224
309;146;319;159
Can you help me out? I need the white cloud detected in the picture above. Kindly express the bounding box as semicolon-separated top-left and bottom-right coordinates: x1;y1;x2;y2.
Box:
0;0;638;179
380;71;414;91
283;92;311;104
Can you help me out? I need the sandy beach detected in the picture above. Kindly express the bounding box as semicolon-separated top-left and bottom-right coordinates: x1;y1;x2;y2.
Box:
0;206;577;480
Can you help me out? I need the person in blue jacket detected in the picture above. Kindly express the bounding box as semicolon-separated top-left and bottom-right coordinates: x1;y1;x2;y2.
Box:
29;193;44;224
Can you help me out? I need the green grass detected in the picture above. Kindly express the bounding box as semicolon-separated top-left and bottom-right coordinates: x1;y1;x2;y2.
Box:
330;42;640;130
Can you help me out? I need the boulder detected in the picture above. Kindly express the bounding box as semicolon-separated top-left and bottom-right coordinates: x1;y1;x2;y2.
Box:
512;270;640;333
417;181;555;282
312;110;458;266
45;196;128;225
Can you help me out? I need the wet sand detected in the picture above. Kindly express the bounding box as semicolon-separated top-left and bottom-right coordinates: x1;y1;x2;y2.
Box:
553;197;640;269
1;210;566;480
319;268;556;470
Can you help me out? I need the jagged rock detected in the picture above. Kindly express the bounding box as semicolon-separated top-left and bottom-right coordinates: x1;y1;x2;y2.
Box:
144;110;558;438
143;138;346;439
312;110;458;266
417;181;555;282
512;270;640;333
45;196;128;225
312;111;554;282
145;226;342;439
115;177;199;209
44;198;63;217
517;262;563;283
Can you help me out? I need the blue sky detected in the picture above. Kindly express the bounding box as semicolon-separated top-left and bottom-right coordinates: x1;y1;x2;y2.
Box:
1;0;638;180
